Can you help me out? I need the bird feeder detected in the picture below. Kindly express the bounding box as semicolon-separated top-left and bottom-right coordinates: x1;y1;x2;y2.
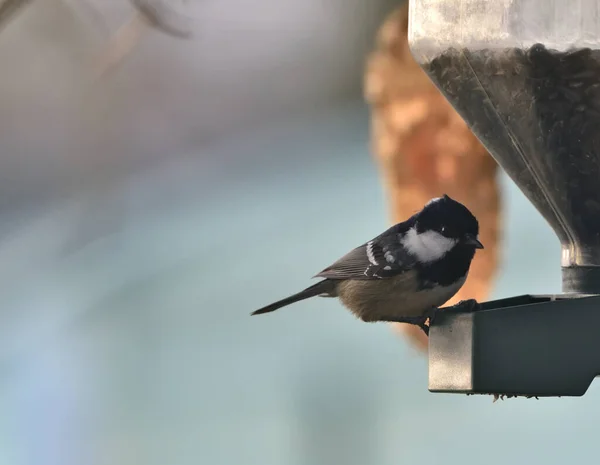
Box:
409;0;600;397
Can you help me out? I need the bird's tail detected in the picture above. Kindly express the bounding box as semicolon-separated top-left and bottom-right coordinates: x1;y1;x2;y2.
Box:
251;280;335;316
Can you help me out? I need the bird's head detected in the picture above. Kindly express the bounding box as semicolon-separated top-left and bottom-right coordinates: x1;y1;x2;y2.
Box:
404;195;483;263
417;194;483;248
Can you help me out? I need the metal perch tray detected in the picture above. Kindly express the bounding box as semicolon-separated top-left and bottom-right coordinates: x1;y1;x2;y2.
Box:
428;295;600;397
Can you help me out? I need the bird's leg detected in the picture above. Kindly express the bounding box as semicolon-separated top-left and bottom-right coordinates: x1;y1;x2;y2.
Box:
376;302;480;336
423;306;439;324
419;320;430;336
375;315;430;336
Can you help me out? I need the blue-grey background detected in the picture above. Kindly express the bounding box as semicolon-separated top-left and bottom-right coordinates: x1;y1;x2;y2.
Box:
0;1;595;465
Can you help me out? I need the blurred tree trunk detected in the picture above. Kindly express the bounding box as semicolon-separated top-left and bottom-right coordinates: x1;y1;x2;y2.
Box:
365;1;501;351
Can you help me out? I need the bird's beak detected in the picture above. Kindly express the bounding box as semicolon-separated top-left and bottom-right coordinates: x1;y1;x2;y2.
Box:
464;234;484;249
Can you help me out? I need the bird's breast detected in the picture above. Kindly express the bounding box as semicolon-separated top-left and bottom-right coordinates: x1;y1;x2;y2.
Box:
336;273;466;321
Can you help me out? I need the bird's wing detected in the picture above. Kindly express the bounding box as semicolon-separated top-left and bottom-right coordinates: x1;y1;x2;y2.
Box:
314;233;417;280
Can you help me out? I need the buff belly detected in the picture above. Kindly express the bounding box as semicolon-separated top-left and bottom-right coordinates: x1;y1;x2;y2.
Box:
334;273;466;322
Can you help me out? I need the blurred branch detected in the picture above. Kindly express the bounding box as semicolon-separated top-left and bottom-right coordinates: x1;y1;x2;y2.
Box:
0;0;33;32
131;0;193;39
91;0;193;80
60;0;112;40
0;0;194;79
90;12;147;80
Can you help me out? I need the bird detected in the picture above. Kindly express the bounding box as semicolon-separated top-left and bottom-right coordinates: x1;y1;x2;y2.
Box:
364;2;499;350
251;194;483;335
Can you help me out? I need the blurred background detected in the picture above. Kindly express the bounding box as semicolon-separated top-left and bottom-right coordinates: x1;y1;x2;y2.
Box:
0;0;595;464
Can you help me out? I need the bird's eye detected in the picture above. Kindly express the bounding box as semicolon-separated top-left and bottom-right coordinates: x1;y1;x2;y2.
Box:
441;226;446;234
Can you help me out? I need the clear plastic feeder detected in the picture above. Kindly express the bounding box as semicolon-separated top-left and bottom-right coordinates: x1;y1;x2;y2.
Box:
409;0;600;293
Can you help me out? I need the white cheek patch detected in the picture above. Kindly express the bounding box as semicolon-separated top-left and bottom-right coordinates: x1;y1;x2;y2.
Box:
402;228;457;263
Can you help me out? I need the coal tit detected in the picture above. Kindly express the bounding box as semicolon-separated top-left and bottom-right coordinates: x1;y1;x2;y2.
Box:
251;194;483;334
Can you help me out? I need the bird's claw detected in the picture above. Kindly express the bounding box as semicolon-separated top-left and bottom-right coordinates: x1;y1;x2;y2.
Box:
453;299;480;312
415;302;479;336
420;307;440;336
411;302;478;336
423;307;439;322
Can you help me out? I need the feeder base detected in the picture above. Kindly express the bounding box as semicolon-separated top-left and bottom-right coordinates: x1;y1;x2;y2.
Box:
429;294;600;397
